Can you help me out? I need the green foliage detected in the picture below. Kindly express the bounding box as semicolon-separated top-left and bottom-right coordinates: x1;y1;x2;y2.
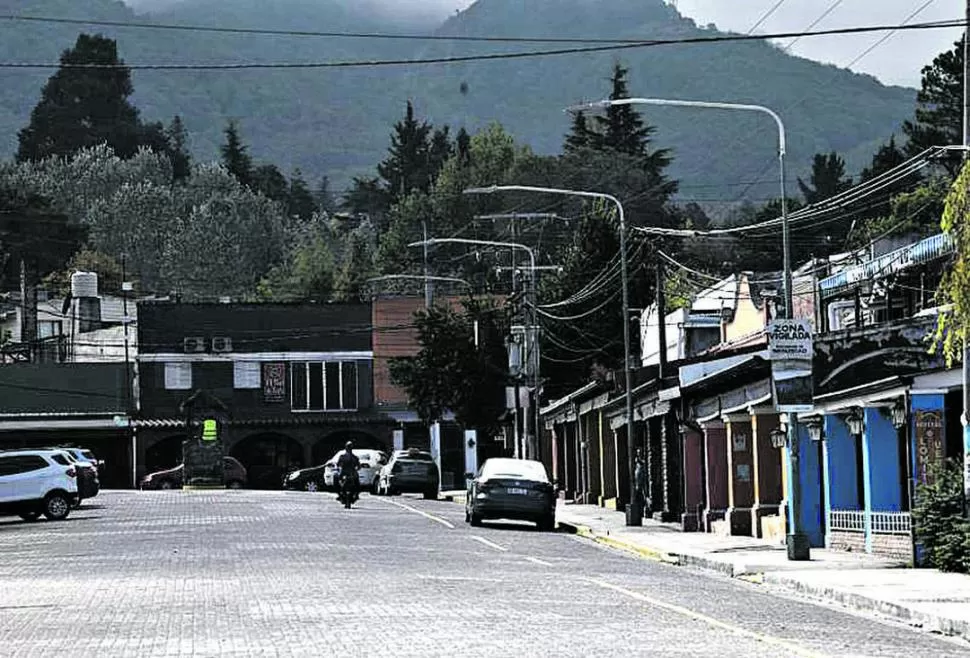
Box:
255;218;337;302
389;298;507;434
43;248;123;297
334;222;377;302
912;460;970;573
934;160;970;365
798;152;853;205
0;182;86;289
165;116;192;182
16;34;162;163
286;170;316;221
220;120;253;187
848;178;948;249
860;135;906;183
903;39;964;172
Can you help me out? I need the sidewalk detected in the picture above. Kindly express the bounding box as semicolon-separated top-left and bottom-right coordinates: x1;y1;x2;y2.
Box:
556;501;970;641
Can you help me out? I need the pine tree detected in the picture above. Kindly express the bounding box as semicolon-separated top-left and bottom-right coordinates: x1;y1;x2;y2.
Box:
287;170;317;221
861;135;906;182
220;120;253;187
251;164;289;203
314;176;337;215
377;101;433;203
429;126;454;184
456;128;472;166
166;115;192;182
904;38;964;163
797;152;853;204
17;34;150;162
564;111;594;153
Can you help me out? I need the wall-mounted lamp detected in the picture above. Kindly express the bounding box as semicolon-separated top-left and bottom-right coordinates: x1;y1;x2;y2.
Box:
845;407;864;437
805;418;824;442
891;398;908;430
769;425;787;449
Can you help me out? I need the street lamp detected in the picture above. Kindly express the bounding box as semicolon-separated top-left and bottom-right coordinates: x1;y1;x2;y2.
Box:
891;399;908;430
464;184;642;527
769;426;788;449
845;408;865;437
408;237;539;461
805;418;824;443
568;97;806;557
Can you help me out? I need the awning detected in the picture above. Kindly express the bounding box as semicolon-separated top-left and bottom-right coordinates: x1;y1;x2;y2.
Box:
819;233;954;300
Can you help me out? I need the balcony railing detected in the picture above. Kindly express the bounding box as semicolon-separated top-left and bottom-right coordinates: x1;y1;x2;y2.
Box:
829;509;911;535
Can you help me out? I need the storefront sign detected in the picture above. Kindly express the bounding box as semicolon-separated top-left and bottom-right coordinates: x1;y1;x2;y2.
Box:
262;363;286;403
768;319;814;413
914;410;944;486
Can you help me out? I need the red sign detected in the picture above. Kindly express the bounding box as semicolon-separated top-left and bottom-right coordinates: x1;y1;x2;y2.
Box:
262;363;286;403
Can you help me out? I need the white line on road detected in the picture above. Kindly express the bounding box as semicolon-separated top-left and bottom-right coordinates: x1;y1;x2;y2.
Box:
586;579;827;658
525;557;553;566
469;535;509;552
382;498;455;529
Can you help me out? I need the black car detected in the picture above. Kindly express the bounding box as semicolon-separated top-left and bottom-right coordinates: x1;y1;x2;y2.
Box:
282;464;328;492
465;458;556;531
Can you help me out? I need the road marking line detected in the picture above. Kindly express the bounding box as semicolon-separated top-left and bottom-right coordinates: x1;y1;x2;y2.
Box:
382;499;455;529
470;535;508;552
586;578;828;658
525;556;553;566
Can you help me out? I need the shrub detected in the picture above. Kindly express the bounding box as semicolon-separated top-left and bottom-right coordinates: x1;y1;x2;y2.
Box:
912;459;970;573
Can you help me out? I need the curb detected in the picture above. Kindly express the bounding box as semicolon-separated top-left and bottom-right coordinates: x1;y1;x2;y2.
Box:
763;572;970;641
556;519;680;565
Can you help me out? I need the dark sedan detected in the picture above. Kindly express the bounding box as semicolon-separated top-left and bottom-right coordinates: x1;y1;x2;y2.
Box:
465;458;556;531
140;456;247;490
282;464;327;492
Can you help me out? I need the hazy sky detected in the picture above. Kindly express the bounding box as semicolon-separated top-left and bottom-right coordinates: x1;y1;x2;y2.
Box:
670;1;962;88
122;1;962;88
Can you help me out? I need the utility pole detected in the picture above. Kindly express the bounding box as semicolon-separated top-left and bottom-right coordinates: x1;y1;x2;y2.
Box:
121;256;135;488
959;1;970;514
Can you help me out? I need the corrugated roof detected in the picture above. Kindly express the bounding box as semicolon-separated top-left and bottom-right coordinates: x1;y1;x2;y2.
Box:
819;233;954;300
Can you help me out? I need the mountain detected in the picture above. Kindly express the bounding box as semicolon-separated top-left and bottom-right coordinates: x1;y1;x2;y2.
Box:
0;0;916;204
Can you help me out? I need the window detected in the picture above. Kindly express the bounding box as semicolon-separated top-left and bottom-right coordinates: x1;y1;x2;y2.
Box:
233;361;261;389
37;321;62;339
164;363;193;390
290;361;359;411
51;453;71;466
0;455;48;475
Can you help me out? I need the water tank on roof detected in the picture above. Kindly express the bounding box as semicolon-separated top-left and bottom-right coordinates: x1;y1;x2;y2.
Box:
71;271;98;299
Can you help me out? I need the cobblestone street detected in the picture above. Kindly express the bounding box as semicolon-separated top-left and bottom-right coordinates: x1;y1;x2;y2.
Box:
1;491;969;657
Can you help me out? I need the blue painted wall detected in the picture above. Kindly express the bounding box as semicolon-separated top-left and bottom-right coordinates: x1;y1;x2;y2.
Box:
863;408;902;512
823;414;860;511
784;423;824;547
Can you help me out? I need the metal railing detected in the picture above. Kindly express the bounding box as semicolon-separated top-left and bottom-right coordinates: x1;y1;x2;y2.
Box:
829;509;865;533
871;511;912;535
829;509;912;535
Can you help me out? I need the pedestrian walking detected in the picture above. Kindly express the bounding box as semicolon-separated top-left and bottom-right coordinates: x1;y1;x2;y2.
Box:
634;448;649;518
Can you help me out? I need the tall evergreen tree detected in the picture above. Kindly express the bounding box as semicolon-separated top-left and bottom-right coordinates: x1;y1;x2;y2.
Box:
251;164;289;204
861;135;906;182
798;152;853;204
456;128;472;166
17;34;153;162
904;38;964;162
220;120;253;186
377;101;433;203
165;115;192;182
564;110;594;153
314;176;337;215
287;170;317;221
429;126;454;184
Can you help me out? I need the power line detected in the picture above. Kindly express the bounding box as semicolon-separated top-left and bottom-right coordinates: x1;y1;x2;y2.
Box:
0;19;962;71
748;0;789;35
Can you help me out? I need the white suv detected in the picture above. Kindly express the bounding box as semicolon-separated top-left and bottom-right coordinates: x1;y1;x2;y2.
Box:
0;450;79;522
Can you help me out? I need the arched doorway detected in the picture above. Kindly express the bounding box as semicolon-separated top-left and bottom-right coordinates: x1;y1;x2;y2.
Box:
312;430;386;465
145;435;187;474
230;433;303;490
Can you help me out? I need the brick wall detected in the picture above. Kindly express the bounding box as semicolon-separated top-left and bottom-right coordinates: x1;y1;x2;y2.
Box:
828;530;914;563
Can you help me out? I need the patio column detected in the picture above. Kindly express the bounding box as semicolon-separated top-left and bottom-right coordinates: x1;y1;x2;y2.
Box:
749;409;784;539
681;424;705;532
823;413;864;550
862;407;903;553
701;420;728;532
723;413;755;536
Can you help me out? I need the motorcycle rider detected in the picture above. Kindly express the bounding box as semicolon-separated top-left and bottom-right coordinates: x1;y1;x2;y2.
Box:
336;440;361;499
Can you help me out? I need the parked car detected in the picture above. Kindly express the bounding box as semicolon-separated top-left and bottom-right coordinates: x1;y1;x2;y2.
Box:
282;464;328;491
55;449;100;505
323;449;387;492
374;448;439;499
140;456;247;490
465;458;556;531
0;449;78;521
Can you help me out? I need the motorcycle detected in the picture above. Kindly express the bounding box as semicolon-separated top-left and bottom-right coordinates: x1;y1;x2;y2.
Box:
336;468;360;509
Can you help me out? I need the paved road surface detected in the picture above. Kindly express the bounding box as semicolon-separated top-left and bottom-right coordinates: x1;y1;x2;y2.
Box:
0;490;968;657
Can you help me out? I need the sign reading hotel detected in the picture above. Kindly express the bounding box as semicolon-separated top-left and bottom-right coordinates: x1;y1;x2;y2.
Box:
914;410;944;486
768;319;814;413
